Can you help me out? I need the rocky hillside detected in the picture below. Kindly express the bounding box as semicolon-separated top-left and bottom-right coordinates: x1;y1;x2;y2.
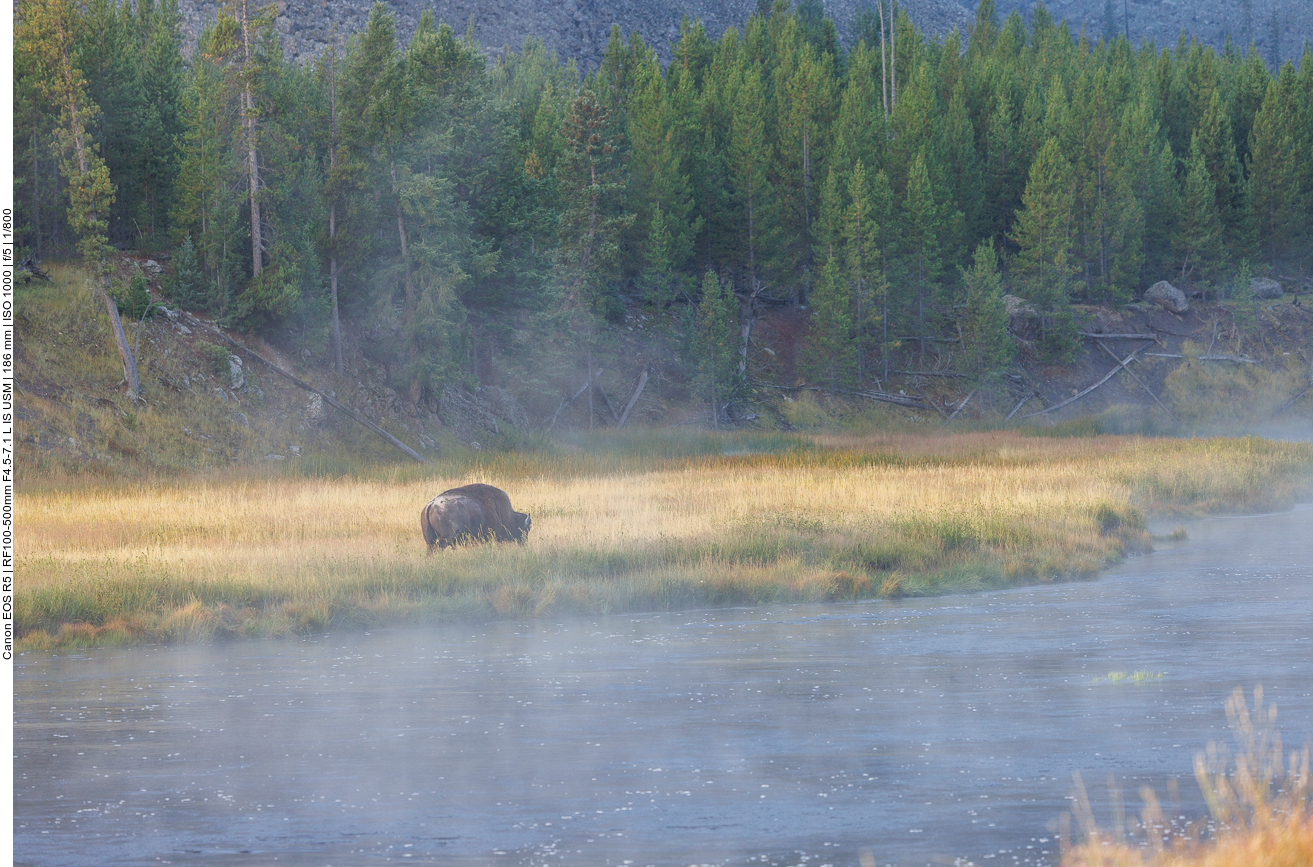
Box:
991;0;1310;65
15;259;1313;479
178;0;974;65
176;0;1312;68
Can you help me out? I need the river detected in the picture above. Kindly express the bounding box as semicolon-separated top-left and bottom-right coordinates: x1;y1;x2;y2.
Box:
14;504;1313;867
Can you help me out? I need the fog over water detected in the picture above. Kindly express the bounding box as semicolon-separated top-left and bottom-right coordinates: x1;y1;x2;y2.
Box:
14;505;1313;867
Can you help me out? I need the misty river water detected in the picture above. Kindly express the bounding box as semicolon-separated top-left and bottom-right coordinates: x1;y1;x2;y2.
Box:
14;504;1313;867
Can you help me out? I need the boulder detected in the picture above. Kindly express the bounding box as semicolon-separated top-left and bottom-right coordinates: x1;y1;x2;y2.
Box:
1250;277;1283;300
1144;280;1189;314
1002;294;1039;340
228;354;245;390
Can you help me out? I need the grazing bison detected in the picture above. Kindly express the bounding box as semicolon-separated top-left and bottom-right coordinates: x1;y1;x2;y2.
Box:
420;483;531;554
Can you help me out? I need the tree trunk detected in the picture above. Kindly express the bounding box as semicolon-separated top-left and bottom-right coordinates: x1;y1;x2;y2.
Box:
241;0;261;278
328;46;343;376
877;1;889;122
392;162;413;310
100;279;141;401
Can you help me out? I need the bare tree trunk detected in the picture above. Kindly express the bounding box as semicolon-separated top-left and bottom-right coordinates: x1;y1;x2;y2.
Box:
328;46;343;376
877;1;889;123
391;162;414;310
889;0;897;109
241;0;261;278
100;280;141;401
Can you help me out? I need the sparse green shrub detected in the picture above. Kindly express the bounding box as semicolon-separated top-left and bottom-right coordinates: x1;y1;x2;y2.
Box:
110;267;154;320
201;342;232;377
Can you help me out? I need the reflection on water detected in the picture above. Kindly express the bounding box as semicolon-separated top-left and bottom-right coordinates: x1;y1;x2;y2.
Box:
15;506;1313;867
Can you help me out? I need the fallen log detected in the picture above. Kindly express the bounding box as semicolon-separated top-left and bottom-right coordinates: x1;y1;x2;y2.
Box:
184;314;427;463
852;389;943;414
1142;352;1260;364
1078;331;1158;340
616;368;649;429
946;390;975;421
1005;389;1038;421
544;377;592;432
1094;339;1176;422
1019;341;1153;420
893;369;970;378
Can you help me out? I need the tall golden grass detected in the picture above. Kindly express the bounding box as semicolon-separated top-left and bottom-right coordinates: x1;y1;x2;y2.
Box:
1063;687;1312;867
16;431;1313;647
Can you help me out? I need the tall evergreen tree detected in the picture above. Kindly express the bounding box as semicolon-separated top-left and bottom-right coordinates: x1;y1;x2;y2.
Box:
1246;73;1302;267
696;270;739;427
556;88;633;318
1176;132;1223;280
1011;138;1078;360
803;255;854;391
17;0;140;399
899;149;944;360
958;239;1013;383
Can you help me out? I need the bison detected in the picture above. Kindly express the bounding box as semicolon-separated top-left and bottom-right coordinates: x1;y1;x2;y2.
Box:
420;483;531;554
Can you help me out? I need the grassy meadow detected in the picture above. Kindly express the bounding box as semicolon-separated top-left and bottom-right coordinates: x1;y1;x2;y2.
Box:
16;430;1313;648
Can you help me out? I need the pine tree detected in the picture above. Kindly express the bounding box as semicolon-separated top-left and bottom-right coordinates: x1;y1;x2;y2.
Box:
726;61;782;368
556;88;633;318
842;161;884;386
830;41;881;175
696;270;739;427
1246;74;1301;267
17;0;140;400
1011;137;1078;360
773;42;837;288
1176;133;1223;280
171;15;245;314
803;255;854;391
959;239;1013;383
900;149;943;361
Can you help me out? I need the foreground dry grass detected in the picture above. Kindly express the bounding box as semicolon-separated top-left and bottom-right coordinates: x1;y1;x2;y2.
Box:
1063;688;1312;867
16;431;1313;647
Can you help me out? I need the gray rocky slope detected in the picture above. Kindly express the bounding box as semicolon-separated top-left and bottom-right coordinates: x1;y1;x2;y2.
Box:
991;0;1310;66
178;0;974;66
178;0;1310;69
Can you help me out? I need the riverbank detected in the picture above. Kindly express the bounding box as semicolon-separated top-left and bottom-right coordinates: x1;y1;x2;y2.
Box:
16;431;1313;649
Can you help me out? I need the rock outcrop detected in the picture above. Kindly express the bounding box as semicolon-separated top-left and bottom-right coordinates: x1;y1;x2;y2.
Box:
1250;277;1284;300
1003;294;1039;340
1145;280;1190;314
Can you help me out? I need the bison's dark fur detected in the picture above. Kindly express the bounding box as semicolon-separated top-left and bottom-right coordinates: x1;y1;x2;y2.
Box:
420;483;531;554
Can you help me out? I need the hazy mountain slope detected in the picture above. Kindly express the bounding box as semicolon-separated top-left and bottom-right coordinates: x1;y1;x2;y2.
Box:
177;0;974;65
990;0;1311;66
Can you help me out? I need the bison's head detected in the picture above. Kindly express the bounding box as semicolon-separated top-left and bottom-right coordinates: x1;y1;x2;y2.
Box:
513;511;531;542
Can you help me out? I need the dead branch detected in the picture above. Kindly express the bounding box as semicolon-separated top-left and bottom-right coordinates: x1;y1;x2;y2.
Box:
1094;339;1176;422
544;378;592;432
893;370;970;378
1006;389;1038;421
184;314;427;463
616;368;649;429
1142;352;1260;364
1078;331;1158;340
946;390;975;421
852;388;943;414
1020;341;1153;420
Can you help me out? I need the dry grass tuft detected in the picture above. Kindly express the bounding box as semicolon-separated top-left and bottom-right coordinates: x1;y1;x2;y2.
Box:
1063;687;1312;867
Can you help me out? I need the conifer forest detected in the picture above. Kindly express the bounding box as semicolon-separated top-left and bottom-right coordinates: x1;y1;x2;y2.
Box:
13;0;1313;415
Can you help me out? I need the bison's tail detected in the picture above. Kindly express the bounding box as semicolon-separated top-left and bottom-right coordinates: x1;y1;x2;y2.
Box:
420;504;439;549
